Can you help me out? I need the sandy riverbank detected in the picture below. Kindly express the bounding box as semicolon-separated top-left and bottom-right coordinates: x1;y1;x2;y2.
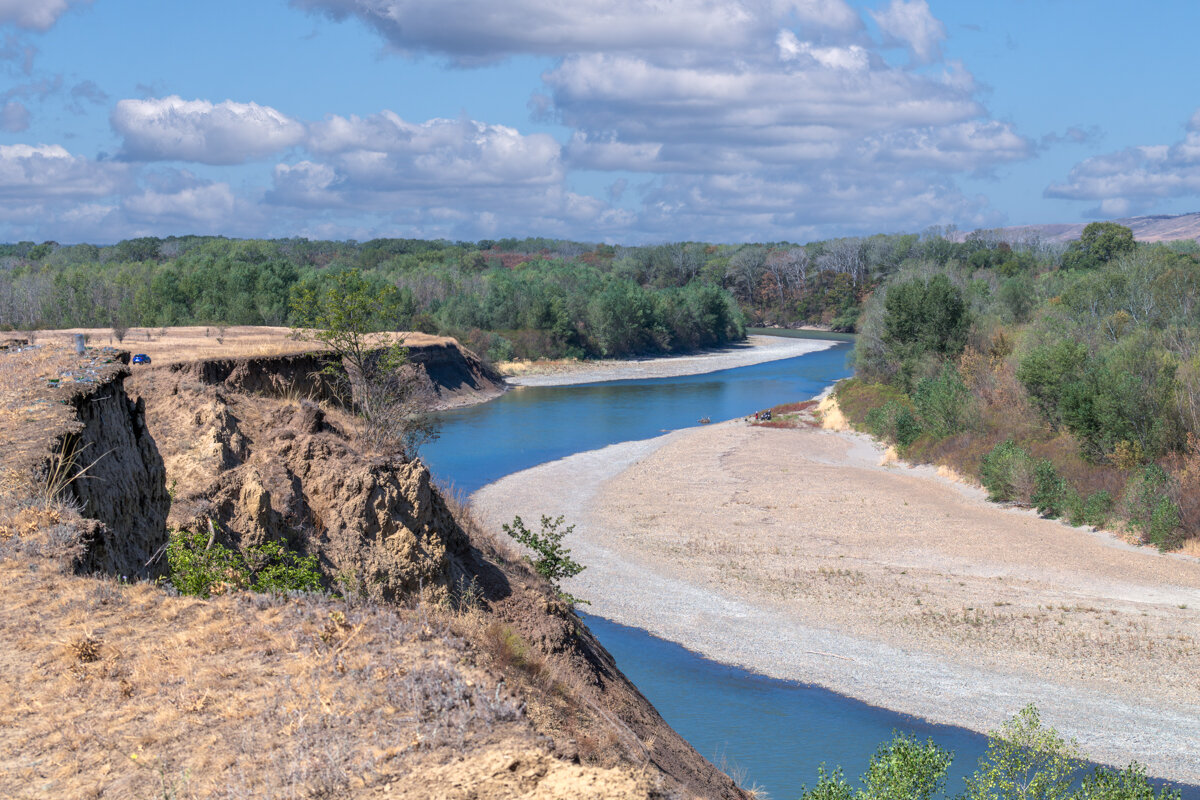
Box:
500;335;840;387
472;417;1200;784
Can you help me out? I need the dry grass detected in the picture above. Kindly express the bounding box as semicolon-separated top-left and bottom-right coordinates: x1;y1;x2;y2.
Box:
0;557;540;800
32;326;455;367
495;357;589;378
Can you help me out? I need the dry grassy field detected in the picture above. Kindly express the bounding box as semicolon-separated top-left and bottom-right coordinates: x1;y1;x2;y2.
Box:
24;326;455;366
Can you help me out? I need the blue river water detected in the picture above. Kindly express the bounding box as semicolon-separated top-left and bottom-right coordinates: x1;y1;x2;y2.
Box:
419;334;1199;800
422;337;856;495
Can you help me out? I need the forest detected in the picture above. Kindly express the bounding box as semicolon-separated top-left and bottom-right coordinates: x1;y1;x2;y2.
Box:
0;230;952;362
836;222;1200;552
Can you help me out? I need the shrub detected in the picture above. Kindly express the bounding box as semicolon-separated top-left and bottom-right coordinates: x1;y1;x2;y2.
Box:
248;538;322;594
1123;465;1181;551
1077;763;1181;800
861;733;952;800
865;400;923;449
913;364;972;439
165;526;250;598
965;705;1082;800
980;439;1034;503
803;705;1179;800
800;766;854;800
166;523;323;597
502;514;587;605
1032;460;1069;519
1068;490;1113;528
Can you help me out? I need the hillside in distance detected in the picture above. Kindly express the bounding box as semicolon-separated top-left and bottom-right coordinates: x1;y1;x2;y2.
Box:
972;211;1200;243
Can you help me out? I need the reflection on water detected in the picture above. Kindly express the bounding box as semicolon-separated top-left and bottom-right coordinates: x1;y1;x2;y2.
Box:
422;341;855;494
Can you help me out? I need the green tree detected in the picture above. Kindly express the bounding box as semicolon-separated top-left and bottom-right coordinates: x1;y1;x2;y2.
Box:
861;734;953;800
291;268;436;458
502;514;587;605
965;705;1082;800
882;275;970;358
1062;222;1136;271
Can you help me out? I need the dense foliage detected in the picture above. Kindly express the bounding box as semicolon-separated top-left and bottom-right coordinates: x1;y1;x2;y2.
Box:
840;222;1200;551
165;523;322;598
800;705;1180;800
0;229;1031;361
0;236;751;361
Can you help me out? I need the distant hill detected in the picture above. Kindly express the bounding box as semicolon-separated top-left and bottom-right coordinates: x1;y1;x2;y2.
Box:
962;212;1200;244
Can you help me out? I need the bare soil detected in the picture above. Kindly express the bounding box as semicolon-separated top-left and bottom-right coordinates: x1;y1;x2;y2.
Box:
500;335;837;387
0;343;747;800
472;414;1200;784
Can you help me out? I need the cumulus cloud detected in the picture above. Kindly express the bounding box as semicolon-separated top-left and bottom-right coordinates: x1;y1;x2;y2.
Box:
776;31;870;71
870;0;946;64
545;53;983;146
0;0;88;31
631;170;992;242
1;99;29;131
111;96;306;165
272;0;1023;241
0;143;127;198
290;0;862;63
122;181;238;225
1045;109;1200;215
301;112;563;191
863;120;1033;171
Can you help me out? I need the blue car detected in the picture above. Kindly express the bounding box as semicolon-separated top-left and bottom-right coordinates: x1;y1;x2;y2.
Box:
132;353;151;364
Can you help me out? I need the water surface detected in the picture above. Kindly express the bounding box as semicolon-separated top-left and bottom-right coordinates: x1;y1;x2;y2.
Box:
420;335;1199;799
423;340;854;494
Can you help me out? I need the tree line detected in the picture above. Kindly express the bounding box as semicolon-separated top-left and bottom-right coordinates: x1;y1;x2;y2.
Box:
839;222;1200;551
0;227;1060;362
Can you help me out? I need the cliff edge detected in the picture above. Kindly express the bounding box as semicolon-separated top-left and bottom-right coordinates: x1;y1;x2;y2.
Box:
0;342;745;800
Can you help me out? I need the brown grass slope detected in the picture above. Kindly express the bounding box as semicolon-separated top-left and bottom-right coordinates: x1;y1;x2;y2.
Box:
0;342;745;800
957;211;1200;244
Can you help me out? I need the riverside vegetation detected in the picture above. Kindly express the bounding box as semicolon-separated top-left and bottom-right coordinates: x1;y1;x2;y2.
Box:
0;229;1013;362
834;222;1200;552
801;706;1180;800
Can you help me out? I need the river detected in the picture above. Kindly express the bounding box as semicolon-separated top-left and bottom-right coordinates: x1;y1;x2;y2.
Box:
420;334;1198;800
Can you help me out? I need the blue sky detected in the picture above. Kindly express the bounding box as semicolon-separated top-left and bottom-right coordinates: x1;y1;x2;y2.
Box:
1;0;1198;244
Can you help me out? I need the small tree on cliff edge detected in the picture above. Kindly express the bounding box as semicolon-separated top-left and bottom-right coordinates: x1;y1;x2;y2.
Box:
290;268;436;458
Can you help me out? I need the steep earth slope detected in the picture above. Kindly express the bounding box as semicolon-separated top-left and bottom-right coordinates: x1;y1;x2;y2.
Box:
0;342;745;799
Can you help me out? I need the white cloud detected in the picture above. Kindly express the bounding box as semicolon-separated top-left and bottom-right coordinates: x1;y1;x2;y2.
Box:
122;182;238;225
0;143;127;198
290;0;862;63
863;120;1033;171
111;96;306;165
0;0;88;31
1045;109;1200;214
631;170;993;242
776;31;870;71
869;0;947;64
545;53;983;147
269;160;342;208
304;112;563;189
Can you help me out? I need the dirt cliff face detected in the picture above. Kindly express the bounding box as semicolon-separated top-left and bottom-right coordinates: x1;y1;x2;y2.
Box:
3;341;745;798
166;339;505;411
0;345;169;578
129;356;746;799
66;378;170;576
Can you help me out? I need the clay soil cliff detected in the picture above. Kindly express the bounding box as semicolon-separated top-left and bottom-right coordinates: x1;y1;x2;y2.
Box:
0;341;746;800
